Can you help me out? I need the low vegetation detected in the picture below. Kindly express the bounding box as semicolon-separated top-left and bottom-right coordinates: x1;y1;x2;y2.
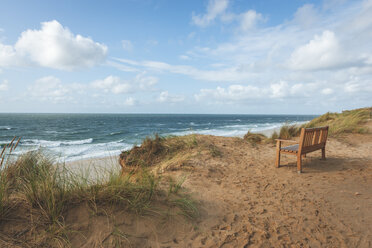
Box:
267;107;372;141
119;134;199;167
244;131;268;145
0;148;198;247
302;107;372;136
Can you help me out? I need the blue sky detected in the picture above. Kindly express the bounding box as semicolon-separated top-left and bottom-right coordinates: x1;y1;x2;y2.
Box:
0;0;371;114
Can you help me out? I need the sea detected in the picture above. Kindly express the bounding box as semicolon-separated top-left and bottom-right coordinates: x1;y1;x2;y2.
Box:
0;113;317;162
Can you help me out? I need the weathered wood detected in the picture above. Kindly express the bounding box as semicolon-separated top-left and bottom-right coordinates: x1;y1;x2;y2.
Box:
275;140;281;168
275;126;329;173
297;154;302;173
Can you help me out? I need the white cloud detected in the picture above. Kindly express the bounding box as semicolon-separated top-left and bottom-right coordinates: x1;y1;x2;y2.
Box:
293;4;319;28
113;57;253;82
194;81;343;104
135;73;158;90
321;88;334;95
92;74;158;94
192;0;229;27
121;40;133;51
28;76;70;102
0;80;8;91
92;76;131;94
157;91;185;103
0;20;107;70
270;81;288;98
240;10;262;31
195;84;263;102
288;30;344;71
0;43;22;67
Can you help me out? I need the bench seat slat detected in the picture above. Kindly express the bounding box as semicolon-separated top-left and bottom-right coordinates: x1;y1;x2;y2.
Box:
281;144;299;152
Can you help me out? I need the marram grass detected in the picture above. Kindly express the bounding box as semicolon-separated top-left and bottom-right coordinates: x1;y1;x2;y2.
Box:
0;150;198;247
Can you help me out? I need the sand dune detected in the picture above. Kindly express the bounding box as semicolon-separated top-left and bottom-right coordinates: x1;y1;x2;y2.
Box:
63;129;372;247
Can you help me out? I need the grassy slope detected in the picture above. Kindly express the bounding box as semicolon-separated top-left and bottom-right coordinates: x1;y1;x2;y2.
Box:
302;107;372;136
0;149;199;247
244;107;372;142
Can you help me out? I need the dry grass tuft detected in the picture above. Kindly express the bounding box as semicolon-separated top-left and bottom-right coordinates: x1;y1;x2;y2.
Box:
119;134;199;167
244;132;267;145
278;125;300;139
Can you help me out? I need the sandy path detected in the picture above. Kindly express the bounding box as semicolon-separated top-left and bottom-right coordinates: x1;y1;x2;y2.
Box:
155;134;372;247
64;133;372;247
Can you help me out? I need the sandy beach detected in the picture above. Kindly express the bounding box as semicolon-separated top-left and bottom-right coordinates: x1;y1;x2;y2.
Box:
61;121;372;247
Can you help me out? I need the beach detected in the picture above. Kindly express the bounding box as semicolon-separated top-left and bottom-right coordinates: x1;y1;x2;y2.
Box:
61;120;372;247
1;109;372;247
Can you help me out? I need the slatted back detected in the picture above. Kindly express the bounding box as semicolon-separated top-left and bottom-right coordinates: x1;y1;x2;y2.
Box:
298;126;328;153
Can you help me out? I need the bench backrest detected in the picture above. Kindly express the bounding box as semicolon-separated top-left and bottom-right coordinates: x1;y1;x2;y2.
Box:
298;126;329;154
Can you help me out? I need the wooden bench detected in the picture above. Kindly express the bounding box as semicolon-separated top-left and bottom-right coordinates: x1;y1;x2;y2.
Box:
275;126;329;173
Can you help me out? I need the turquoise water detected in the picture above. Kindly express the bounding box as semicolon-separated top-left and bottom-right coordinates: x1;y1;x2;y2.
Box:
0;113;316;161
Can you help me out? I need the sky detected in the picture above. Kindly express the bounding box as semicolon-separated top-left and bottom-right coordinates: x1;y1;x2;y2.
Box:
0;0;371;114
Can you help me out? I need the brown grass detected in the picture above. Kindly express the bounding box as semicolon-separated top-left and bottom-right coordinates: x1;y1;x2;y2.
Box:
119;134;199;167
243;132;267;145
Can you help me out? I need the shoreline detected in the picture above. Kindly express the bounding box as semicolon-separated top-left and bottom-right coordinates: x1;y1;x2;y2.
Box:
65;122;306;166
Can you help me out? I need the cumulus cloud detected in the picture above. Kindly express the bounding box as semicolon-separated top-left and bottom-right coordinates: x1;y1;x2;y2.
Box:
191;0;264;30
192;0;229;27
0;80;9;91
92;74;158;94
92;76;132;94
240;10;263;31
157;91;185;103
28;76;70;102
195;84;263;102
288;30;345;70
0;43;22;67
0;20;107;70
270;81;288;98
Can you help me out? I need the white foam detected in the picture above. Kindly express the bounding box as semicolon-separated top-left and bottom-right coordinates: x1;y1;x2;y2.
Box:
167;121;308;138
22;138;93;147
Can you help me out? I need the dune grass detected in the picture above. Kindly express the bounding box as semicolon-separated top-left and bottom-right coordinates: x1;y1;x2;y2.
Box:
244;131;268;145
0;149;199;247
120;134;199;167
267;107;372;141
302;107;372;136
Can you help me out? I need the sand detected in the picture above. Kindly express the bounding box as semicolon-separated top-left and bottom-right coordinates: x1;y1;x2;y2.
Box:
64;128;372;247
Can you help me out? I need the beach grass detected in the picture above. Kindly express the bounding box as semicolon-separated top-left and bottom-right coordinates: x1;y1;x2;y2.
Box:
302;107;372;136
266;107;372;141
119;134;200;168
244;131;268;145
0;149;198;247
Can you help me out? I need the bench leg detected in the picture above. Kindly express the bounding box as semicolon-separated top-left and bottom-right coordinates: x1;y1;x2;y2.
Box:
275;142;281;168
297;154;302;174
321;148;326;160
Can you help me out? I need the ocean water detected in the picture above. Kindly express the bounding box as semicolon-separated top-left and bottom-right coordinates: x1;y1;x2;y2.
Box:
0;113;316;162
